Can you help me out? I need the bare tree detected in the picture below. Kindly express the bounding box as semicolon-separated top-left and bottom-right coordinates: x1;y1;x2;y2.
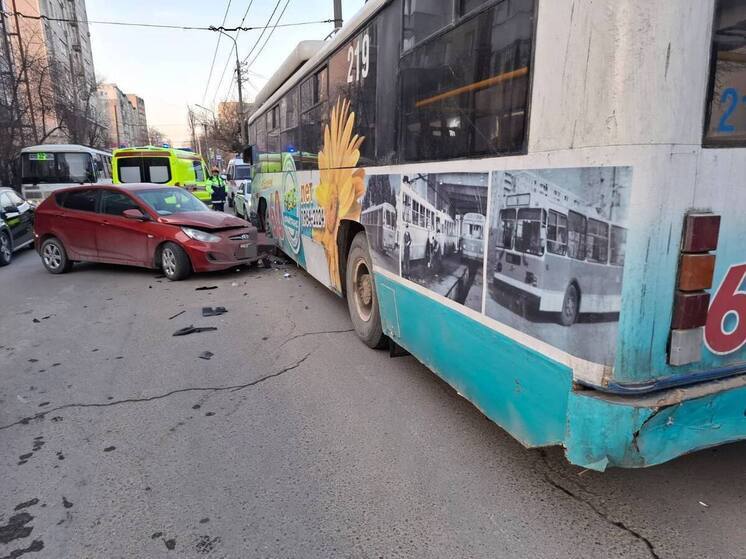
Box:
148;127;166;146
0;43;59;186
53;68;109;149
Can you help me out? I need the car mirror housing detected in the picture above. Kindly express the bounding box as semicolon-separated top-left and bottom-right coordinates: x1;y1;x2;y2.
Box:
123;208;149;221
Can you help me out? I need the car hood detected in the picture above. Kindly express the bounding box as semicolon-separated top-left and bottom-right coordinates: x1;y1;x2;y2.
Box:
158;212;249;230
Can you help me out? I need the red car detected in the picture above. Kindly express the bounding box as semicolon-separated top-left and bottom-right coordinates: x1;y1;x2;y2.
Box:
33;184;259;280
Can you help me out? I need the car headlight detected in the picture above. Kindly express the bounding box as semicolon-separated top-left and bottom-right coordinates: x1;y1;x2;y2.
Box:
181;227;221;243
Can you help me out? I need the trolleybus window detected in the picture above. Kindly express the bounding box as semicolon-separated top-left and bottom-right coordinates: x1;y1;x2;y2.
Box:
460;0;493;16
586;218;609;264
704;0;746;145
610;225;627;266
515;208;545;256
400;0;534;163
547;210;568;256
402;0;453;51
280;87;300;154
567;211;587;260
497;208;516;250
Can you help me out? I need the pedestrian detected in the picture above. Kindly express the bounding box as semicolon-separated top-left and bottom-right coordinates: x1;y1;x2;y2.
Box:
208;166;226;212
403;224;412;279
425;234;432;269
428;232;438;272
433;229;444;276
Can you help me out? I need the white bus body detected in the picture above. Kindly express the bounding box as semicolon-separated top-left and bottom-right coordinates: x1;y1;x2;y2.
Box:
20;144;112;204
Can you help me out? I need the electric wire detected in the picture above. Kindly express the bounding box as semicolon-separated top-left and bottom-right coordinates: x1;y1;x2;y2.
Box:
202;0;233;104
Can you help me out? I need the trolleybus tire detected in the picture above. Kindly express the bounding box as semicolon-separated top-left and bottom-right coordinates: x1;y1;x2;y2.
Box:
346;232;386;349
161;242;191;281
559;282;580;326
40;237;73;274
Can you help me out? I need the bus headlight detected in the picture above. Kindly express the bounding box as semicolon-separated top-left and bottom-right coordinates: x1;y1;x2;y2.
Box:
525;271;537;286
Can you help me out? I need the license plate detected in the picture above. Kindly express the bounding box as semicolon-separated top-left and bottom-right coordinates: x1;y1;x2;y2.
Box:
240;243;250;248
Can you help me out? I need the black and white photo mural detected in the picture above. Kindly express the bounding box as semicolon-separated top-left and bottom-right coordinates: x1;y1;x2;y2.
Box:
361;174;400;275
484;167;633;366
398;172;489;313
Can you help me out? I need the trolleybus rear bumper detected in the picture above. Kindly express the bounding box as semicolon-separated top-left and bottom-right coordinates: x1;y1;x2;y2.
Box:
566;373;746;470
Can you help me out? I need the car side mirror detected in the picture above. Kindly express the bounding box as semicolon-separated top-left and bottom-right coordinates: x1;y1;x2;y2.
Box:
123;208;149;221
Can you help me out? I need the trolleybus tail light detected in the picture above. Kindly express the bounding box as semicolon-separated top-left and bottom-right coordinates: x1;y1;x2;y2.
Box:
668;212;721;366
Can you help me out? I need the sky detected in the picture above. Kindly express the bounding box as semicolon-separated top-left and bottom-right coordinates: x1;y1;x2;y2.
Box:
86;0;366;146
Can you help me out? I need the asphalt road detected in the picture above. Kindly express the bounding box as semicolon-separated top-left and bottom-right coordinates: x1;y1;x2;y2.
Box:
1;246;746;559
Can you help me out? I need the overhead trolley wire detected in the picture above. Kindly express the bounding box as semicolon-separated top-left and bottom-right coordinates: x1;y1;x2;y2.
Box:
202;0;233;104
0;10;334;32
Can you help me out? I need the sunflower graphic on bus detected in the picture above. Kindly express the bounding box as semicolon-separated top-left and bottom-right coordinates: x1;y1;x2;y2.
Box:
313;98;366;290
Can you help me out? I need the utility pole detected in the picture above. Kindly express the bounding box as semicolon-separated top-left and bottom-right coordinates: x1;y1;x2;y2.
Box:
333;0;343;28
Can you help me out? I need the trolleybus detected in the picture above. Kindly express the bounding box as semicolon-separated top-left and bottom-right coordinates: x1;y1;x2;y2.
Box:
361;202;397;255
243;0;746;470
460;212;486;263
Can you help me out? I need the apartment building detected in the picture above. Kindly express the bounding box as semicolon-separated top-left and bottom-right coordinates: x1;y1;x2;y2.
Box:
2;0;100;144
98;83;149;149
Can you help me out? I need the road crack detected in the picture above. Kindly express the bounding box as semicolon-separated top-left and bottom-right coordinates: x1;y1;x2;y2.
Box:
0;352;312;432
537;451;660;559
279;328;354;348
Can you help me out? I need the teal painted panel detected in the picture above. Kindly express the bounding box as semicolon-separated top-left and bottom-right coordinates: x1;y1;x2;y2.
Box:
565;393;653;470
566;382;746;470
375;273;572;448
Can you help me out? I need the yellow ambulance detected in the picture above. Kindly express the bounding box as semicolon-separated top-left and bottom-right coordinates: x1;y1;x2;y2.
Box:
112;146;212;203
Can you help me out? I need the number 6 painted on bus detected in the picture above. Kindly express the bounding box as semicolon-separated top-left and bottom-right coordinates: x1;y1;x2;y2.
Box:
704;263;746;355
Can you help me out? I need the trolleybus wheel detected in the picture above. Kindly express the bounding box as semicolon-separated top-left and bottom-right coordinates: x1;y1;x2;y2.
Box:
346;232;386;349
559;283;580;326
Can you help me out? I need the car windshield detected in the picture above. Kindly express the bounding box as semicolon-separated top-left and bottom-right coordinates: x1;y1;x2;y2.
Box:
136;188;208;215
22;152;93;184
234;165;251;180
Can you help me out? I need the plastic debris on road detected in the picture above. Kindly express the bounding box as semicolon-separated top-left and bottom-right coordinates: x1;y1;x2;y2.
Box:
202;307;228;317
195;286;218;291
173;325;218;337
198;351;214;360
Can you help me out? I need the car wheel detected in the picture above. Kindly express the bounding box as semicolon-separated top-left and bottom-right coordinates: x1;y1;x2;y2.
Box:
559;283;580;326
40;237;73;274
346;232;386;349
161;242;191;281
0;231;11;266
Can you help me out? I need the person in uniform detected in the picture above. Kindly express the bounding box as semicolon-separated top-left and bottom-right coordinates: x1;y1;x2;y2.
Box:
208;167;226;212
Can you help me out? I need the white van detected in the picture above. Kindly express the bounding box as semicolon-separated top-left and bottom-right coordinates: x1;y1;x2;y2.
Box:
20;144;112;205
224;157;252;208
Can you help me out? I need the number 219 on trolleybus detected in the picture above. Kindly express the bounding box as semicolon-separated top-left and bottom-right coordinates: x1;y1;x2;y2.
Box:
243;0;746;469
